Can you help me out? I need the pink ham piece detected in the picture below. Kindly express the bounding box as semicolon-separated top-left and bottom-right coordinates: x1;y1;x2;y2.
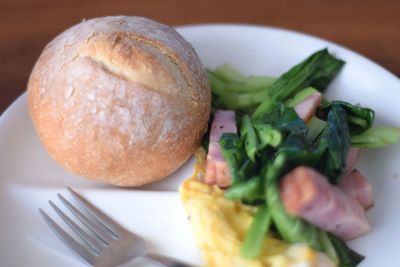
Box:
280;166;370;240
294;92;322;122
339;169;374;210
344;147;361;174
204;110;237;187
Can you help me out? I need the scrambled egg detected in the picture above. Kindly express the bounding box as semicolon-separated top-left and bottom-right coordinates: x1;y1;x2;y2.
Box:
179;149;336;267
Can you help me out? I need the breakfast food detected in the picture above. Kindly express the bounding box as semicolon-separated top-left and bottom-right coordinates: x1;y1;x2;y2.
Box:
181;49;400;266
181;150;335;267
27;16;211;186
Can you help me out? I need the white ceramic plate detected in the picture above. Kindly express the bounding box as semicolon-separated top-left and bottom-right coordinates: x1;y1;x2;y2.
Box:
1;24;399;267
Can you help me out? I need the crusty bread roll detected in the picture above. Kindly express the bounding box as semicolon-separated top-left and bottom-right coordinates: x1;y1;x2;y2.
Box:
27;16;211;186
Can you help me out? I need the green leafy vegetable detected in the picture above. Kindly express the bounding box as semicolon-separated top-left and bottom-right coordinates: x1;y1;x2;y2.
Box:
351;126;400;147
208;69;269;109
219;133;247;183
210;49;343;112
241;204;271;258
252;49;344;120
237;159;257;183
210;64;276;91
274;108;307;135
217;90;269;110
254;103;307;136
285;87;320;107
317;104;351;183
212;64;247;83
317;230;339;264
240;115;259;161
328;234;365;267
207;65;276;110
207;71;228;95
278;132;328;167
266;49;345;102
251;95;277;120
244;75;277;91
225;175;263;202
210;92;223;111
306;116;327;144
322;101;375;134
253;123;283;149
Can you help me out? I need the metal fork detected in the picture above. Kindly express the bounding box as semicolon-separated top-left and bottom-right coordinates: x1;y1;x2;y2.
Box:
39;187;195;267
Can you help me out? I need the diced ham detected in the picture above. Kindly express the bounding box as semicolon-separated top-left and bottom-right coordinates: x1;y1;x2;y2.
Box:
205;142;231;187
294;92;322;122
339;169;374;210
204;110;237;187
280;166;370;240
344;147;361;174
209;110;237;142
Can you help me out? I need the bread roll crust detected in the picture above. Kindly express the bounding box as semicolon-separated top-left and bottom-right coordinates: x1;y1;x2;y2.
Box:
28;16;211;186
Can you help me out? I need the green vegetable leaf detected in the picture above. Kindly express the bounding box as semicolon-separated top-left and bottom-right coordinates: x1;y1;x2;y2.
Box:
318;230;339;265
351;126;400;147
245;75;277;91
317;104;351;183
225;176;264;202
210;64;276;91
255;103;307;136
285;87;320;107
212;64;247;83
218;90;269;110
275;108;307;136
328;234;365;267
241;204;271;258
209;49;343;113
207;70;227;95
308;54;346;90
278;132;328;167
219;133;247;183
240;115;259;161
252;95;277;120
306;116;327;144
237;158;257;183
267;49;345;102
322;101;375;134
207;66;276;110
211;92;223;111
253;123;283;149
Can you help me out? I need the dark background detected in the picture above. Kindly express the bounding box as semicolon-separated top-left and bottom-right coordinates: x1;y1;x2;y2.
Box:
1;0;399;114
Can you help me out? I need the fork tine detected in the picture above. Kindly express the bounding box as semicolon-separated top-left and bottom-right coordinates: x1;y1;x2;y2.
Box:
49;200;104;254
39;208;97;265
67;187;124;237
58;193;114;244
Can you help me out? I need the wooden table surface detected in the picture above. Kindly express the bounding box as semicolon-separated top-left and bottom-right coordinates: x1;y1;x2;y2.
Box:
1;0;399;114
